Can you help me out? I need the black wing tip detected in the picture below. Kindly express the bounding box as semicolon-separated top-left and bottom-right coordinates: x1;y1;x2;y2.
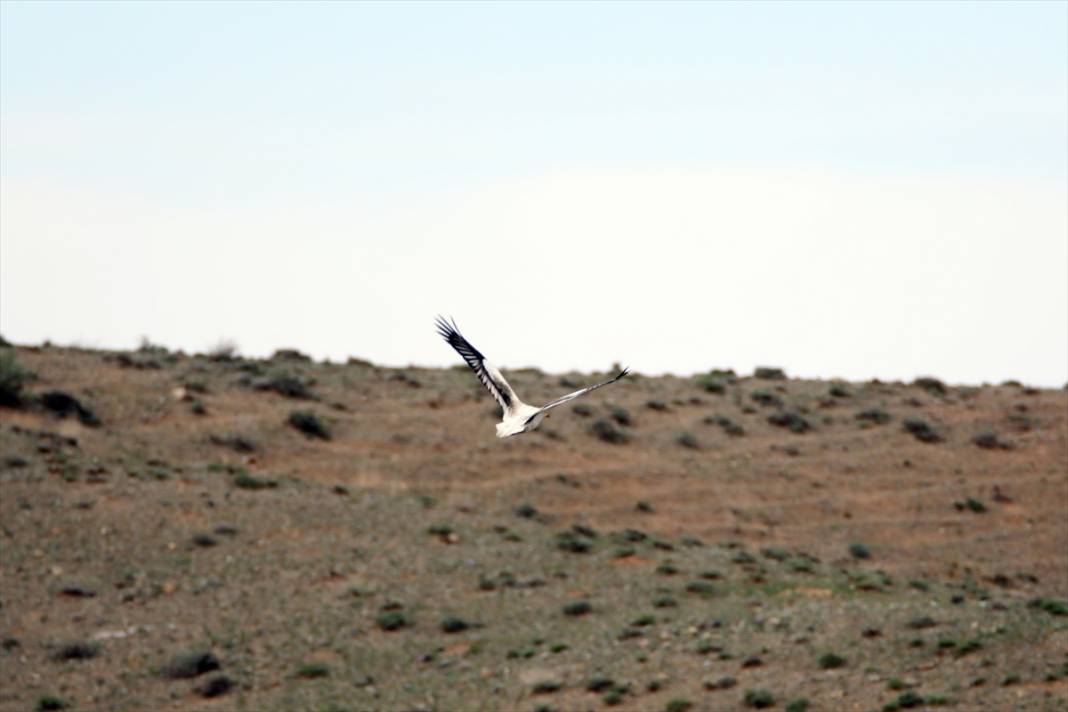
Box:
434;314;459;340
616;366;630;380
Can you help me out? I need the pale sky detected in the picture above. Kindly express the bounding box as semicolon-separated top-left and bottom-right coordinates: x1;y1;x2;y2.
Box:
1;1;1066;386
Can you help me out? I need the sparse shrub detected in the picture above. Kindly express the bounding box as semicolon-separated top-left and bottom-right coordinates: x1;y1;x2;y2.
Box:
849;543;871;559
829;383;850;398
256;372;312;398
51;641;99;662
376;611;410;631
754;367;786;380
903;418;942;443
610;406;632;425
973;432;1014;450
1029;597;1068;616
36;697;68;712
906;615;937;629
207;339;239;361
288;410;331;440
707;414;745;436
209;434;257;453
0;351;32;407
685;581;716;597
743;689;775;708
590;419;630;444
191;533;218;548
273;348;311;362
705;676;736;690
232;472;277;490
677;432;699;449
665;699;693;712
849;569;892;591
953;497;986;513
427;523;454;538
785;700;810;712
954;639;982;656
440;617;472;633
884;690;923;710
160;650;220;679
587;676;615;692
818;652;847;669
556;531;592;553
40;391;101;426
855;409;891;426
653;596;677;608
515;503;539;519
636;500;654;513
761;547;789;561
697;377;726;394
768;411;810;433
572;404;594;417
1005;413;1034;432
646;399;669;411
195;675;233;698
750;390;783;408
562;600;592;617
296;662;330;678
913;376;947;396
531;680;562;694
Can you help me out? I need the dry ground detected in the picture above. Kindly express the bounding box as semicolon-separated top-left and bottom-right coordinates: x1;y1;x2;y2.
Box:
0;344;1065;712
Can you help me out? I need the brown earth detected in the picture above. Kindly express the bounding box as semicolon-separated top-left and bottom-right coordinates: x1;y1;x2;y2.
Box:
0;344;1065;712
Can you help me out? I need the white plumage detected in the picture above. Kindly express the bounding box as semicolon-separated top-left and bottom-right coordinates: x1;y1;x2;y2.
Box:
435;316;629;438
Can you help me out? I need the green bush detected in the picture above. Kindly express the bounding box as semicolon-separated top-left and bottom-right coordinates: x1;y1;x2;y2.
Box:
818;652;847;669
590;419;630;444
296;662;330;678
0;350;31;407
677;432;699;449
744;689;775;708
903;419;943;443
849;543;871;559
562;600;592;617
376;611;410;631
288;410;331;440
855;409;891;425
768;411;810;433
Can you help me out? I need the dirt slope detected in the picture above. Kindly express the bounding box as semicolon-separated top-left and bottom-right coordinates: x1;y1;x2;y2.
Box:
1;345;1065;712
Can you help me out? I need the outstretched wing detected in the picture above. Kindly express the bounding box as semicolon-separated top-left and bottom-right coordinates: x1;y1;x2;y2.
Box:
539;367;630;412
435;316;521;414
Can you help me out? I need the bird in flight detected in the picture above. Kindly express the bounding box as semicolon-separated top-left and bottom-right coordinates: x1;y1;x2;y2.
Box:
435;316;629;438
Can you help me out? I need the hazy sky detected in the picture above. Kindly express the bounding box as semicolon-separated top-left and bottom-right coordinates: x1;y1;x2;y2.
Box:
2;1;1066;386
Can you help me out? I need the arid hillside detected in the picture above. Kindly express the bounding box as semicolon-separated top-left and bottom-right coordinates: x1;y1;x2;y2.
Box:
0;344;1065;712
